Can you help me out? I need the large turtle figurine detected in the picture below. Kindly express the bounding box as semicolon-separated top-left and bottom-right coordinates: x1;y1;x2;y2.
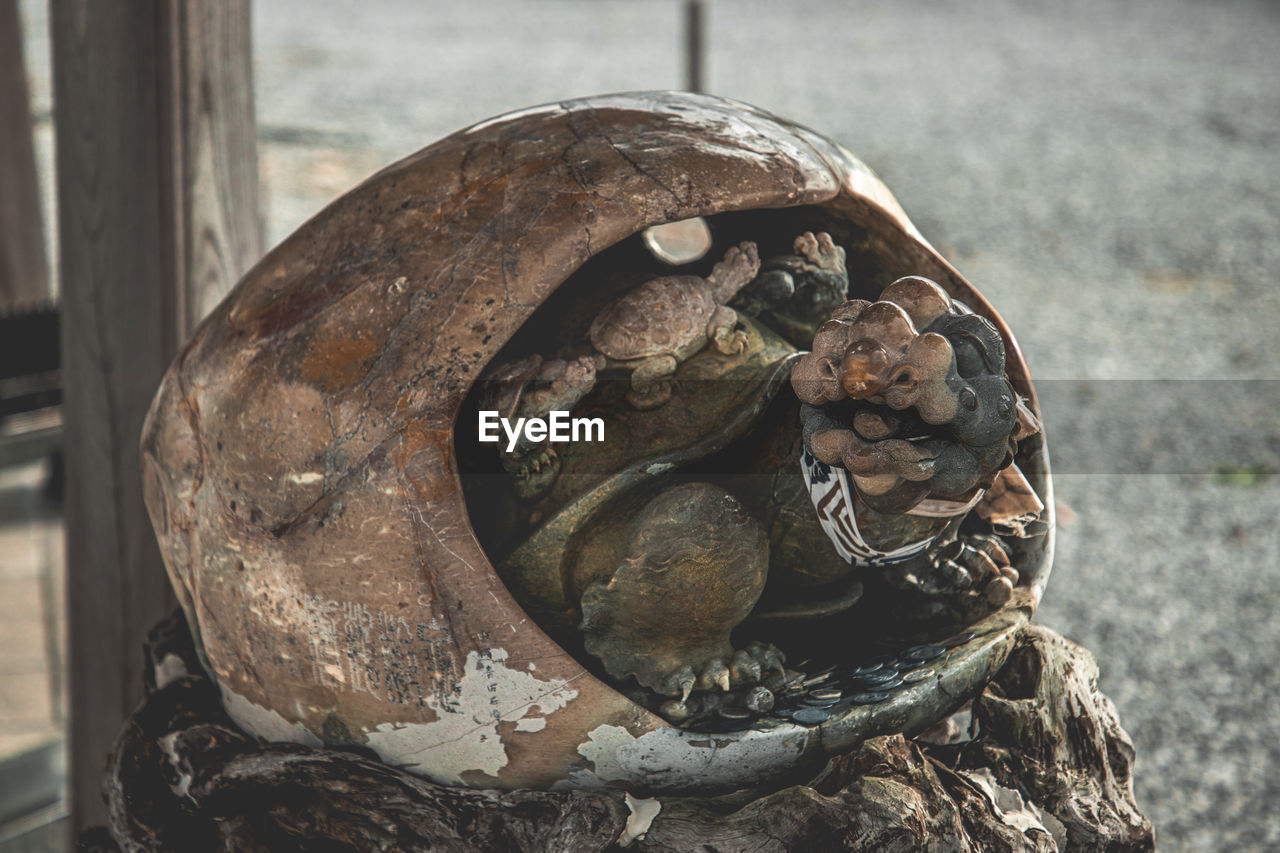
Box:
588;241;760;409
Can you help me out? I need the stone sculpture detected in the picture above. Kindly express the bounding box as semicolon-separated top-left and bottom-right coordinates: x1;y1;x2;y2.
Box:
587;240;758;410
140;91;1056;794
791;276;1043;608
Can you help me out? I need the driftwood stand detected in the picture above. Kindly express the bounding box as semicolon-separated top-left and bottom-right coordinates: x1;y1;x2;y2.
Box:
80;613;1152;852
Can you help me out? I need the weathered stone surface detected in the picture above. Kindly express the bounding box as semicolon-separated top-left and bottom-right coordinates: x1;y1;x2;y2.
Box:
139;91;1051;791
87;616;1151;851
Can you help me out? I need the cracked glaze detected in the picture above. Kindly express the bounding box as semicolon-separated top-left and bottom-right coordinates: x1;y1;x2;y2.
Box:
140;92;1043;792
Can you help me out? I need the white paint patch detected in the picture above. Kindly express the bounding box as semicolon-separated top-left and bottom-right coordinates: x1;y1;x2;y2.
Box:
286;471;324;485
364;648;578;785
618;793;662;847
220;685;323;748
566;723;810;793
158;732;194;800
153;653;190;689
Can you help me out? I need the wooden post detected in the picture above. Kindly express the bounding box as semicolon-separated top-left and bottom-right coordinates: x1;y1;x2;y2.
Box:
166;2;263;331
52;0;260;834
0;0;49;310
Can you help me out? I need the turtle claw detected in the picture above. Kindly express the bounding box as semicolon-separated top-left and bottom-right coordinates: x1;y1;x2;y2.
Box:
923;534;1020;602
731;649;761;684
713;326;749;356
715;664;732;692
511;445;560;500
694;659;730;693
707;241;761;295
985;576;1014;606
650;641;786;701
746;640;787;677
794;230;846;275
673;667;696;702
649;666;698;703
625;380;673;410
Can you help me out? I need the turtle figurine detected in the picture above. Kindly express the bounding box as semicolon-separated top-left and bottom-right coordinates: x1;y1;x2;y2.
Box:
588;240;760;409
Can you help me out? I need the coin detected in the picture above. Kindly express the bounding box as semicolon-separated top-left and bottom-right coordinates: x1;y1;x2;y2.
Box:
792;707;831;725
902;668;935;683
901;644;945;663
848;671;903;690
849;691;892;704
780;676;807;694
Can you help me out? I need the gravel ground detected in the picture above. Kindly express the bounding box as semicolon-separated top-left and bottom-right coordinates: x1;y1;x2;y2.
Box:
19;0;1280;849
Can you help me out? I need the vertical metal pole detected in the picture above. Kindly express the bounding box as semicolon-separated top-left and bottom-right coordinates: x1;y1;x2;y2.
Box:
685;0;704;92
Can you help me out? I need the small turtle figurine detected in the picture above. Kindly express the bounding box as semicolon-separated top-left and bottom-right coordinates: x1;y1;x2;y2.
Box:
588;241;760;409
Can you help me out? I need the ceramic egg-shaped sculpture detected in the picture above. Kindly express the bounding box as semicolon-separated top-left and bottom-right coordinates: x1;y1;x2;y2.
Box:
141;91;1052;794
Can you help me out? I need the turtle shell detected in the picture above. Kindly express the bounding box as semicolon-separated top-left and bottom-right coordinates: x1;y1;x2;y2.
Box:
588;274;715;360
141;91;1053;794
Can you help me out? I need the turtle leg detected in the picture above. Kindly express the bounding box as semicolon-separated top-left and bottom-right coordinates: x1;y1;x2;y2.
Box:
579;483;785;703
625;354;678;410
707;304;748;355
706;241;761;303
793;230;847;277
518;355;599;417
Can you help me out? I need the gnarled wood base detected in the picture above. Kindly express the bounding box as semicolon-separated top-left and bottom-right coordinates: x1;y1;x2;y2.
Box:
82;615;1152;852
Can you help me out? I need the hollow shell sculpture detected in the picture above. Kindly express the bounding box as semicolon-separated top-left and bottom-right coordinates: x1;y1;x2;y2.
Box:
141;91;1053;794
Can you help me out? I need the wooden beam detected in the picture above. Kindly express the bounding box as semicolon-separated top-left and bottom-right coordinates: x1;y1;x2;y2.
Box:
0;0;49;310
52;0;260;834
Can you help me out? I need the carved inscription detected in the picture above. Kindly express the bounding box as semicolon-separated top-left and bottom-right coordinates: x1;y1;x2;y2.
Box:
302;596;458;707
